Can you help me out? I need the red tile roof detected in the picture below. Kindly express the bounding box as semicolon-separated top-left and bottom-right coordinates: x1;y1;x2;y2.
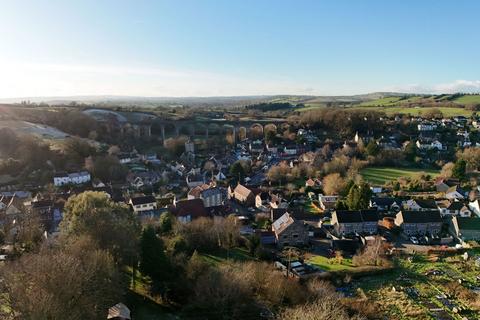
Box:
170;199;208;219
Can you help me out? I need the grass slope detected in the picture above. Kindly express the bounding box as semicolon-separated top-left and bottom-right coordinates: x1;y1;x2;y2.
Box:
352;106;473;117
297;103;326;111
453;94;480;105
358;97;404;107
360;167;440;185
200;247;253;266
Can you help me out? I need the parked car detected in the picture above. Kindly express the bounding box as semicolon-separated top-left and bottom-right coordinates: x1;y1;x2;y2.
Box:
419;236;429;245
410;236;419;244
425;269;444;276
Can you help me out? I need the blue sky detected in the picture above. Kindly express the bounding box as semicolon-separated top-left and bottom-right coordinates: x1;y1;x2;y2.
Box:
1;0;480;97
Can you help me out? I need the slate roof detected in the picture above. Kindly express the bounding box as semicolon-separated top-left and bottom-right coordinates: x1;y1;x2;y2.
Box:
53;172;68;178
399;210;442;223
130;195;156;206
335;210;379;223
447;201;467;211
335;210;363;223
201;187;222;198
257;192;270;201
414;199;438;209
456;217;480;231
436;200;451;209
31;199;54;209
371;197;400;207
271;208;288;221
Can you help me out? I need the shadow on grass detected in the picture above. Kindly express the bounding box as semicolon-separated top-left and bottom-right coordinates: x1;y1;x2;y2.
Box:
126;290;178;320
201;247;254;266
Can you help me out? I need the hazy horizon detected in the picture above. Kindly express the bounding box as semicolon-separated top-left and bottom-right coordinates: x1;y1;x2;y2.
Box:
0;91;465;104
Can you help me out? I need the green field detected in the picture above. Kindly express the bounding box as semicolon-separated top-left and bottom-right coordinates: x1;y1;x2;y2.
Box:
453;94;480;105
297;103;326;111
360;167;440;185
298;103;473;117
352;105;473;117
358;97;404;107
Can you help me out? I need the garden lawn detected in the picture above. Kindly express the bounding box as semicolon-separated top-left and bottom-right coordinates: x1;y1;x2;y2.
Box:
124;268;177;320
307;255;354;271
126;291;177;320
360;167;440;186
200;247;253;266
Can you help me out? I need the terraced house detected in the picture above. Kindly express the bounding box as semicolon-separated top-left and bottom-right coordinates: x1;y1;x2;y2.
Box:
331;210;380;236
395;210;443;236
187;184;224;208
450;216;480;241
272;212;309;248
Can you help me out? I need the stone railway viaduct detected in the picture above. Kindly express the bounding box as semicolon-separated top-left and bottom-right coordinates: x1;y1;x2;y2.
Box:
88;109;287;144
153;118;286;143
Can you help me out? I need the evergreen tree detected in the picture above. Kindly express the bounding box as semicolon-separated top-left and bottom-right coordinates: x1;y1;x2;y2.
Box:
346;185;360;210
341;180;355;197
365;140;380;156
335;200;349;210
346;182;372;210
452;159;467;180
158;212;174;234
265;130;277;144
139;226;168;281
404;141;417;162
229;161;246;183
245;235;261;256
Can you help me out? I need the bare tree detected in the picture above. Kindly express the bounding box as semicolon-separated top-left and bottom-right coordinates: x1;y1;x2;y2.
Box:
322;173;346;195
1;237;124;320
352;237;390;267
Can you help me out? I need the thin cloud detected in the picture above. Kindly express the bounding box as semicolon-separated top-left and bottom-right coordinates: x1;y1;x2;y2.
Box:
387;80;480;94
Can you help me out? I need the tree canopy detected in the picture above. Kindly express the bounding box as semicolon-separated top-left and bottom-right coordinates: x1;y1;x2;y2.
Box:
345;182;372;210
61;191;140;262
452;159;467;180
1;236;123;320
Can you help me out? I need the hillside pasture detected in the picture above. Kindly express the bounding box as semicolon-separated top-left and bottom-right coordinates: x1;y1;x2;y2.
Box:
452;94;480;105
351;106;473;117
297;103;326;111
358;97;404;107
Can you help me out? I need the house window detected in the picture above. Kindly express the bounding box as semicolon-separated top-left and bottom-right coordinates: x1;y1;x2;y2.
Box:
292;234;299;238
